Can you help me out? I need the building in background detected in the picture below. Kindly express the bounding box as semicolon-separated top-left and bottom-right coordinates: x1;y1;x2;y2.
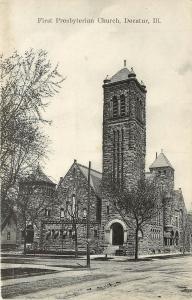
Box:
16;166;56;249
1;210;17;250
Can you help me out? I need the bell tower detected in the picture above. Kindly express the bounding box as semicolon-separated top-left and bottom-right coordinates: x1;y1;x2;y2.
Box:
102;61;147;190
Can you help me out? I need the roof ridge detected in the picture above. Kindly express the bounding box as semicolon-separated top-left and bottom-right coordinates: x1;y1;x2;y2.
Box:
1;210;17;230
162;152;172;165
77;163;102;175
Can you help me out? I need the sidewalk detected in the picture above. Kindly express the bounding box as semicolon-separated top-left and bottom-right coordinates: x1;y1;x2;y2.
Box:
1;250;190;261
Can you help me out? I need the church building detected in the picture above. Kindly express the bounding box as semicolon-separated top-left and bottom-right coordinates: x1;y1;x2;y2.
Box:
30;62;188;256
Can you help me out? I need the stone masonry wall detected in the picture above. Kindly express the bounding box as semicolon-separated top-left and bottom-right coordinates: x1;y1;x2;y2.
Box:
40;162;102;253
102;79;146;191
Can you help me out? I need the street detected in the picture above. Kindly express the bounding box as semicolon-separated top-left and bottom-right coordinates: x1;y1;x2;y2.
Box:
1;254;192;299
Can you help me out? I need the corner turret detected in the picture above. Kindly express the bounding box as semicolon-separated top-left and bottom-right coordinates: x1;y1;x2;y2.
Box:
149;150;174;192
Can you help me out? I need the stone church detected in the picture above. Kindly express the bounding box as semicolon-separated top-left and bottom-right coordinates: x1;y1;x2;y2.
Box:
21;63;189;256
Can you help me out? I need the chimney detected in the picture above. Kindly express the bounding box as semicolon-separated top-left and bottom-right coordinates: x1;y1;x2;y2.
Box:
156;152;158;159
124;59;126;67
74;159;77;163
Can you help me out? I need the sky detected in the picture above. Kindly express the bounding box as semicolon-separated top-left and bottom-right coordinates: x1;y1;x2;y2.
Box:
2;0;192;209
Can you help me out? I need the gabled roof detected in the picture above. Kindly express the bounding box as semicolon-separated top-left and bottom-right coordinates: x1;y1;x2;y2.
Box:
25;165;56;185
77;163;102;197
149;152;174;170
110;67;131;83
1;211;17;231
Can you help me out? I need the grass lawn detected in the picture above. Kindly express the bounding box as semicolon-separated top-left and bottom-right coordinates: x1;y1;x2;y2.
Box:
1;267;58;280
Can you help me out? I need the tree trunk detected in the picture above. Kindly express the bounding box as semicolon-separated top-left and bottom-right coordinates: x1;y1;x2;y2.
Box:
182;224;187;255
39;221;44;250
23;221;27;255
74;223;78;258
134;228;139;260
182;235;186;255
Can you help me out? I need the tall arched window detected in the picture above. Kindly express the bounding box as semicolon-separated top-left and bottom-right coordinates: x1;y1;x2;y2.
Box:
121;129;124;186
113;130;116;181
140;100;144;122
60;207;64;218
120;95;126;116
136;98;140;120
179;209;183;226
136;98;144;123
112;96;118;118
113;129;124;186
117;130;120;183
72;194;77;217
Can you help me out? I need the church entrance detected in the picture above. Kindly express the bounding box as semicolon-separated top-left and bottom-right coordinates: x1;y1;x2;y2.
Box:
112;223;124;245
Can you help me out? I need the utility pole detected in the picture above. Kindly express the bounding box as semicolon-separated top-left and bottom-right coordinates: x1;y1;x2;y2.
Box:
87;161;91;268
61;219;64;253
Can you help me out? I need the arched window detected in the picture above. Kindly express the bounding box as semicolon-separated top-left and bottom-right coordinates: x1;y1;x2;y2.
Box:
113;130;117;181
72;194;78;217
179;209;183;226
113;129;124;185
117;130;120;184
60;207;64;218
140;100;144;122
120;95;126;116
136;98;140;120
121;129;124;186
112;96;118;118
45;208;51;217
136;98;144;123
72;194;75;213
7;232;10;240
157;210;161;225
83;208;87;218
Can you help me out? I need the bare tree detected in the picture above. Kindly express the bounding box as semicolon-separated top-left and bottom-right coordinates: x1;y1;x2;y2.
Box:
0;49;64;215
105;179;161;260
18;177;57;254
66;194;79;258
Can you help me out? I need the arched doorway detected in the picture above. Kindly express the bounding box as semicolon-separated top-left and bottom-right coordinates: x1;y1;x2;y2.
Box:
111;223;124;245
